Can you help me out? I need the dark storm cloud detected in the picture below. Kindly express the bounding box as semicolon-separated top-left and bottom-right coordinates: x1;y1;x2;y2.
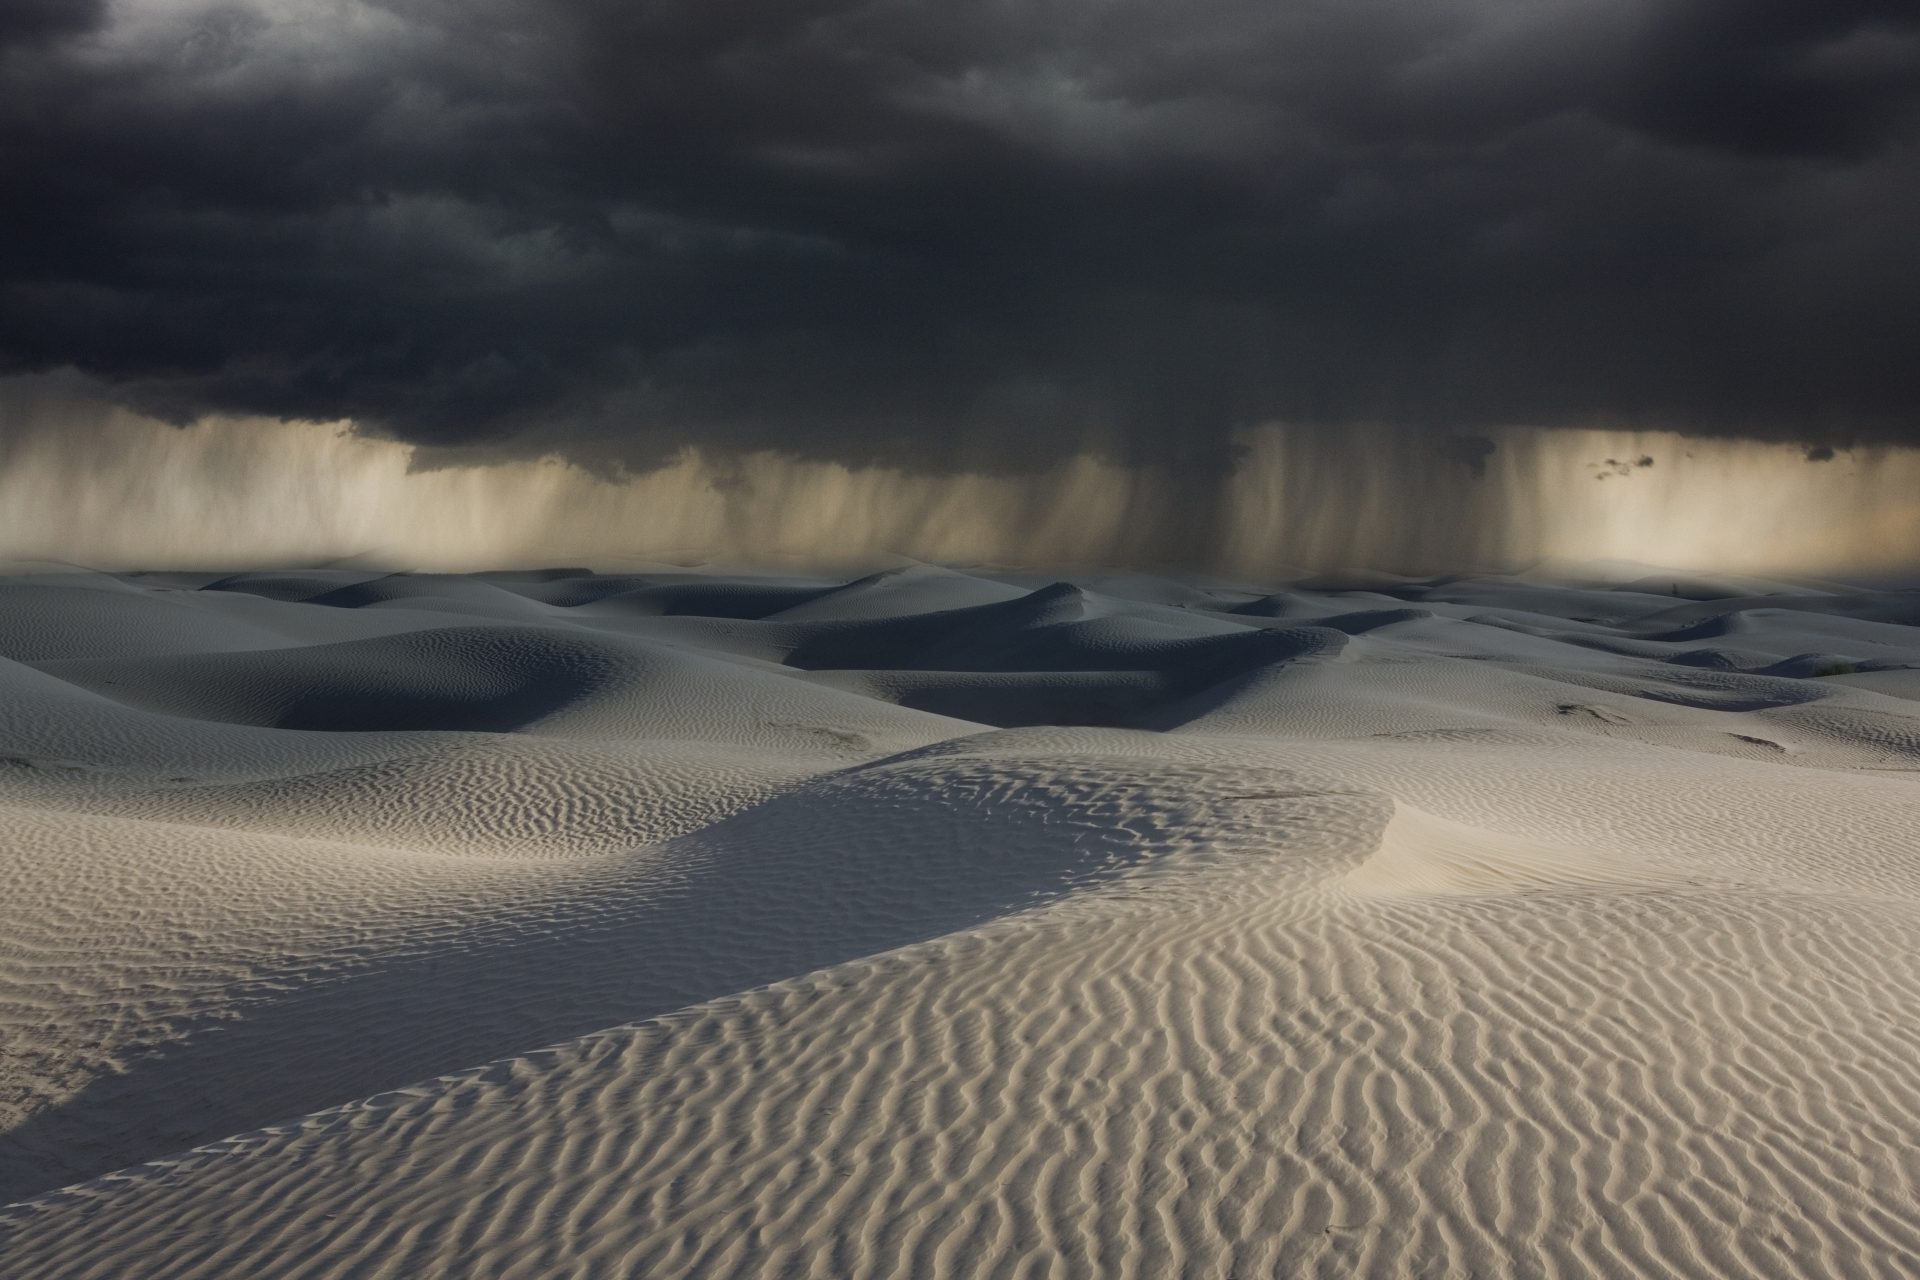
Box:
0;0;105;49
1;0;1915;468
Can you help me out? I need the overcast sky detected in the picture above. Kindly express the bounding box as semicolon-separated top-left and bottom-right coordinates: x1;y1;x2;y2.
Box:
2;0;1915;471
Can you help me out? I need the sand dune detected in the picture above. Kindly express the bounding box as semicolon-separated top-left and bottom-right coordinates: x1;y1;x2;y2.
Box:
4;562;1920;1277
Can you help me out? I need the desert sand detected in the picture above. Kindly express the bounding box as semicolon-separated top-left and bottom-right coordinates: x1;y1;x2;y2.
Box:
3;560;1920;1278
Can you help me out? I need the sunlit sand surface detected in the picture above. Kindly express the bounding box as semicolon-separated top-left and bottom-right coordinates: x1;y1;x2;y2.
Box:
4;562;1920;1277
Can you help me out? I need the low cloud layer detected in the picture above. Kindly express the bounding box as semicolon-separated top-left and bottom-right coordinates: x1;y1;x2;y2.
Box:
3;0;1916;469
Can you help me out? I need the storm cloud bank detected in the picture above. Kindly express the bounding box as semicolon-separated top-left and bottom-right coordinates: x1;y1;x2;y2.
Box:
6;374;1917;576
3;0;1916;470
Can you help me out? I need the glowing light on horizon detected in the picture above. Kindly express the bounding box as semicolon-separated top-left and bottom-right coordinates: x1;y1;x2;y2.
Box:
3;374;1916;579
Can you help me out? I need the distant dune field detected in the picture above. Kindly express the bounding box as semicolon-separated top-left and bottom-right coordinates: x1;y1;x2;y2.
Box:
4;562;1920;1278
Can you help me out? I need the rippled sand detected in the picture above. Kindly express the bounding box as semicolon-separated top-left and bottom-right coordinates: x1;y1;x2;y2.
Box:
4;562;1920;1277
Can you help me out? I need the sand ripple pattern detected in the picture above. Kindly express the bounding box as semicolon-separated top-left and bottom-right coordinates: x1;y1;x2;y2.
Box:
5;564;1920;1278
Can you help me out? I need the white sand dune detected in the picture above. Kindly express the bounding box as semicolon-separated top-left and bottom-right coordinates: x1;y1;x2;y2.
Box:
4;563;1920;1277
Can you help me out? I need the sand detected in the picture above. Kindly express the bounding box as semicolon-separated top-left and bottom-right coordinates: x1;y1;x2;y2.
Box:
3;561;1920;1278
